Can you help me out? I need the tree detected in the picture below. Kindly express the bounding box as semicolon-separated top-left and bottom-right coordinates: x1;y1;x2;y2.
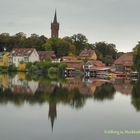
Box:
70;33;88;55
133;42;140;72
43;38;76;57
131;80;140;111
0;33;11;51
94;83;116;101
103;55;113;66
94;42;117;65
0;32;48;51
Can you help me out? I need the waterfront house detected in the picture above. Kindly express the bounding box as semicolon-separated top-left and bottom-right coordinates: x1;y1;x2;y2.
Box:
62;56;84;70
11;48;39;67
83;60;106;70
83;60;110;77
114;52;133;72
0;52;10;67
79;49;97;60
63;59;84;70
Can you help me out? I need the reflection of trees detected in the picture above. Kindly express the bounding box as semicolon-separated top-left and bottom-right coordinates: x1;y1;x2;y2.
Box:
0;89;45;106
69;88;86;109
131;80;140;111
44;87;86;109
93;83;116;101
0;85;86;109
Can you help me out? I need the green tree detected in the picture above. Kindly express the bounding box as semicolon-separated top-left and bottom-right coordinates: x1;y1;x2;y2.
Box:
43;38;75;57
94;42;117;65
70;33;88;55
94;83;116;101
131;80;140;111
133;42;140;72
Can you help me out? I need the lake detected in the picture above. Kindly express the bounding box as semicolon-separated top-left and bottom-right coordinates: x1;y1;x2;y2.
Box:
0;73;140;140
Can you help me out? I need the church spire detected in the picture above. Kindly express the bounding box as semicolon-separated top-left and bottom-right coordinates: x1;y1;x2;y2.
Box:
51;10;59;38
48;103;57;132
53;10;57;23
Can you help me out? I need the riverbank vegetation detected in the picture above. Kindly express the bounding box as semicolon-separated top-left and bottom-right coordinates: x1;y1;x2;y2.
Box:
1;32;140;75
0;32;119;65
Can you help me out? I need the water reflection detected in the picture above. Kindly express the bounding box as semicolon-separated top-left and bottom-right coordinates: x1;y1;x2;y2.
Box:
0;73;139;132
131;80;140;111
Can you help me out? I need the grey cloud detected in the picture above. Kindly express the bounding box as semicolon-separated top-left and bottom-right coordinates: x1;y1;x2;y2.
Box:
0;0;140;51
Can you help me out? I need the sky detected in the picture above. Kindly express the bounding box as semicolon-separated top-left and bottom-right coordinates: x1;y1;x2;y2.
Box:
0;0;140;52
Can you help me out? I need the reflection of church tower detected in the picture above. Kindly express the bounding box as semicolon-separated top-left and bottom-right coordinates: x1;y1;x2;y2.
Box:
51;10;59;38
48;102;57;132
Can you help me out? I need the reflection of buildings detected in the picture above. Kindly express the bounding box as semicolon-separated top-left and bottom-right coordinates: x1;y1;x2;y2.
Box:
10;74;39;94
113;79;133;95
80;78;108;96
0;74;134;131
0;74;9;89
0;74;39;94
63;77;83;91
63;77;107;96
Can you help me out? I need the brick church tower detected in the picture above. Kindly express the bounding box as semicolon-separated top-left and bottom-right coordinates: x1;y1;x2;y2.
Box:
48;102;57;132
51;10;59;38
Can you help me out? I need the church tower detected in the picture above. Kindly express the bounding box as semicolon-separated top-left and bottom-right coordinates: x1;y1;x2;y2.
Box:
51;10;59;38
48;102;57;132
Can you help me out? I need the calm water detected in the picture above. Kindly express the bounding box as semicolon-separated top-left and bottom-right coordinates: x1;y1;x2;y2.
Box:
0;73;140;140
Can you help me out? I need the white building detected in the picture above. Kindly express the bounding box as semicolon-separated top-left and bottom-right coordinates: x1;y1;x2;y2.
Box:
11;48;39;67
10;74;39;94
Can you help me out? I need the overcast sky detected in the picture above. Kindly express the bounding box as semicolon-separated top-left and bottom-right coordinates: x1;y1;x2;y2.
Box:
0;0;140;52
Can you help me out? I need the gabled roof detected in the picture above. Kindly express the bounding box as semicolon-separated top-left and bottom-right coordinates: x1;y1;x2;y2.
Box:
12;48;35;57
80;49;95;57
0;52;10;57
63;60;83;63
38;51;56;60
87;60;105;67
114;52;133;67
62;56;79;61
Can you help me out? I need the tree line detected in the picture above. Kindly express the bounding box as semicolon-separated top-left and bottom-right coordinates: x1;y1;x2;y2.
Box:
0;32;121;65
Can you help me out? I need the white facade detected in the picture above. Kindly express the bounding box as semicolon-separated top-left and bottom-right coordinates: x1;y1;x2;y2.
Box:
10;74;39;94
11;49;39;67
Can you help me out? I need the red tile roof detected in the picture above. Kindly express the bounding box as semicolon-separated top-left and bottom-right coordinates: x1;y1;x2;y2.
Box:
87;60;105;67
114;52;133;67
80;49;95;57
12;48;35;56
62;56;79;60
38;51;56;61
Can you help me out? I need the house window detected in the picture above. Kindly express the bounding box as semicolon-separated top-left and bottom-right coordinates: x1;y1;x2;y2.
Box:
24;57;29;62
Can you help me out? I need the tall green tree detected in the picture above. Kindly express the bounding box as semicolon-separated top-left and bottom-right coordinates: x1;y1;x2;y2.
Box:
70;33;88;55
131;80;140;111
94;42;117;65
133;42;140;72
43;38;75;57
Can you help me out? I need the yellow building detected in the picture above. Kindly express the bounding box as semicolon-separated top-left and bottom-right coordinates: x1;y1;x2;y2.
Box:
0;74;9;89
79;49;97;60
0;52;10;67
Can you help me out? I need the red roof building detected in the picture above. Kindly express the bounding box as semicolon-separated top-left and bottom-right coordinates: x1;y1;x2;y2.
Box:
11;48;39;67
79;49;97;60
114;52;133;72
38;51;56;61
